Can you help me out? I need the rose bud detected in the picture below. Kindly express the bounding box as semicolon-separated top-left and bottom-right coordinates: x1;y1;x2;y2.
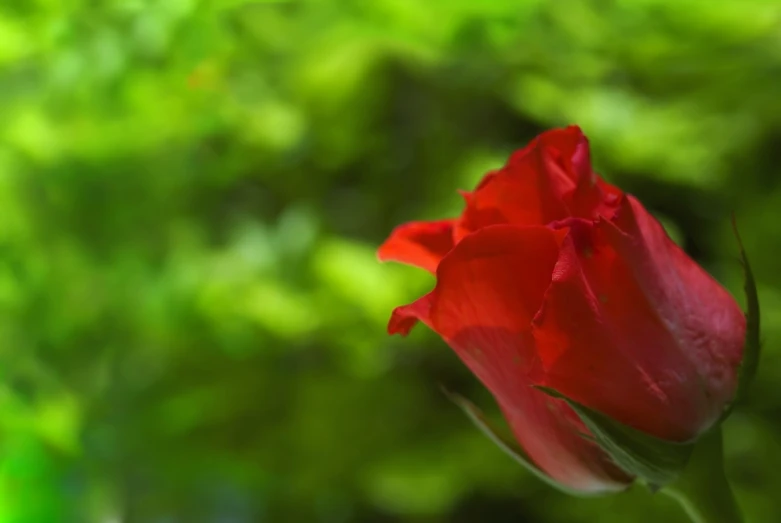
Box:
378;126;756;494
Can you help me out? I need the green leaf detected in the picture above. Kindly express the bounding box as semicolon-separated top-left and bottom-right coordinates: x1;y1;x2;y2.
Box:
534;386;695;490
441;388;605;497
729;216;761;410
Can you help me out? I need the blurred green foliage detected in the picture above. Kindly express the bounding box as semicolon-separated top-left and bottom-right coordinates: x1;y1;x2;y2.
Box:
0;0;780;521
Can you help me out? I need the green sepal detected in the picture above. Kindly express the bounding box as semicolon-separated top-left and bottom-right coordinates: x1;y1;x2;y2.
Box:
535;386;695;490
441;388;605;497
723;216;761;418
662;428;743;523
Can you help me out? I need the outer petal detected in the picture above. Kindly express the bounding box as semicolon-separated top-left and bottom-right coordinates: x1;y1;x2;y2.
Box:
498;386;632;493
534;210;744;441
393;224;632;492
430;225;565;382
609;196;745;433
378;219;455;273
388;292;434;336
533;223;702;442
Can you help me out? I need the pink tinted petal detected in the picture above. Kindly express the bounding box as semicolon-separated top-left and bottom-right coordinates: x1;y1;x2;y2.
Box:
378;219;455;273
500;387;632;493
533;223;707;441
607;196;746;432
426;224;630;491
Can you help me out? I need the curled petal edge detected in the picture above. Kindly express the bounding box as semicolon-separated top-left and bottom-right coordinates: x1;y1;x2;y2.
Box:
442;387;623;497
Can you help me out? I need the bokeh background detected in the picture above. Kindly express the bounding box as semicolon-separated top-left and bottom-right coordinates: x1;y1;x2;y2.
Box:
1;0;780;522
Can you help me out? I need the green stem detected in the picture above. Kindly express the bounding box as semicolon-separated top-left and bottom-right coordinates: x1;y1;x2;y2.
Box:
662;428;742;523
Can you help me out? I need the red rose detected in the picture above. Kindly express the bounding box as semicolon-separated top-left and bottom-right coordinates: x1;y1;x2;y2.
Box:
378;126;746;493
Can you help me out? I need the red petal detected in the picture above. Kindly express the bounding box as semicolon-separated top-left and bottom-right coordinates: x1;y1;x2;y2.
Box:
500;387;632;493
426;224;630;491
533;209;744;441
455;127;622;239
536;126;623;221
378;219;455;273
430;225;564;375
533;126;592;185
388;292;434;336
608;196;745;433
455;148;570;239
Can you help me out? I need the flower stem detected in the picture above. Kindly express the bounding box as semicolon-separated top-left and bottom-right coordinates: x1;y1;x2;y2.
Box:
662;428;742;523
